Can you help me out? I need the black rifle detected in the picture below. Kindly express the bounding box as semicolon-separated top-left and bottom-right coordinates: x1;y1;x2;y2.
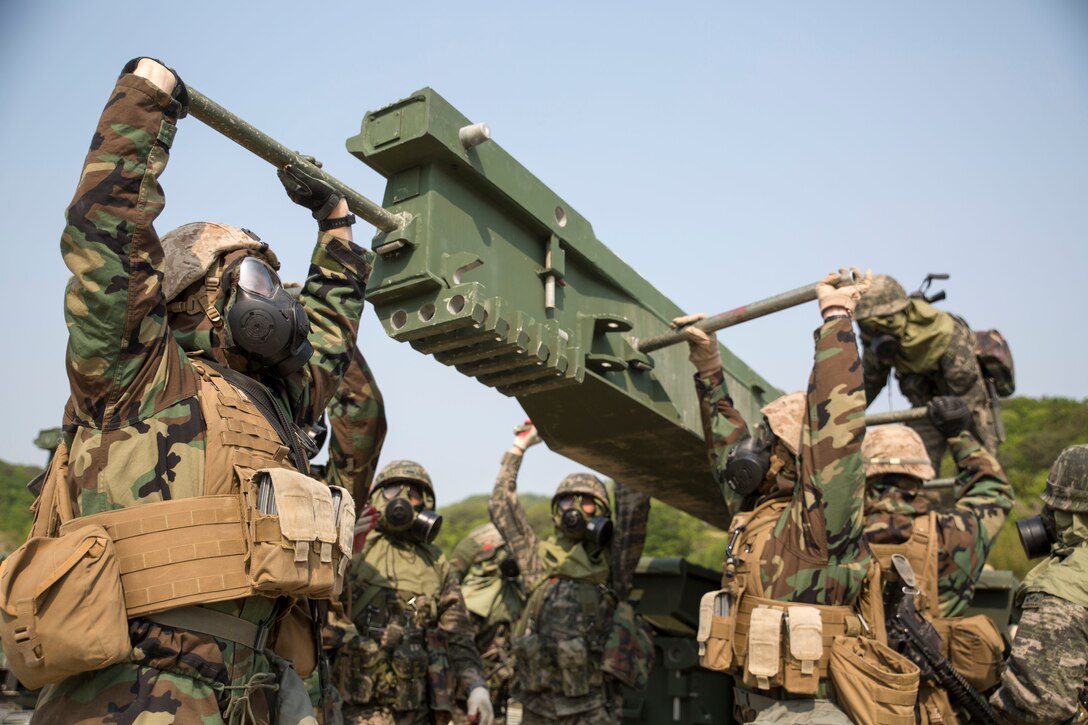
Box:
886;586;997;724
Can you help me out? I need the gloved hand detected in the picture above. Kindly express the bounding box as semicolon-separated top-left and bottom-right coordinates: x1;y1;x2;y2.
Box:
670;313;721;377
466;686;494;725
816;267;872;317
353;504;379;554
927;396;972;438
512;420;542;453
277;164;343;220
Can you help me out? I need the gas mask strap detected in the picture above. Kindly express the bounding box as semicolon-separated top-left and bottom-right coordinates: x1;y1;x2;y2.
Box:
204;272;225;327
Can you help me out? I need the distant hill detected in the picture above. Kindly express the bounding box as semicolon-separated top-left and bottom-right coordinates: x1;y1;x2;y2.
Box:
1;397;1083;578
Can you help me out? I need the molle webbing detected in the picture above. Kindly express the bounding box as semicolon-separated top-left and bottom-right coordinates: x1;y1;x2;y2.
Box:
59;495;251;617
869;512;940;618
733;594;862;679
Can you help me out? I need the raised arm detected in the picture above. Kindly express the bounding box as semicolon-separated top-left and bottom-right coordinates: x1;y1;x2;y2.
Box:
64;58;194;427
610;482;651;599
325;346;388;506
488;424;546;589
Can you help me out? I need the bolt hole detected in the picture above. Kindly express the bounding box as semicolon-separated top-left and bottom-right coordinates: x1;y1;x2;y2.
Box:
391;310;408;330
555;206;567;228
447;295;466;314
419;304;436;322
607;322;619;329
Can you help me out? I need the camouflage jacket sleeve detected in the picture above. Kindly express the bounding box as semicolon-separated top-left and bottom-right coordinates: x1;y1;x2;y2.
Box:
937;318;986;399
63;73;198;428
435;557;488;696
990;593;1088;724
694;370;750;495
282;235;373;427
934;432;1014;617
763;316;870;605
325;346;387;505
448;535;482;582
610;483;651;599
488;452;546;590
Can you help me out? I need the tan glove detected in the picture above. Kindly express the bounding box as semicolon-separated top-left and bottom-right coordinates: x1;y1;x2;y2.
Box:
511;420;542;454
670;313;721;377
816;267;872;317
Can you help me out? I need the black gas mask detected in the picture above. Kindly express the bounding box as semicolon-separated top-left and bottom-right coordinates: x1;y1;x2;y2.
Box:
868;334;902;364
725;428;773;496
226;256;313;377
376;482;443;545
1017;508;1058;560
554;494;613;549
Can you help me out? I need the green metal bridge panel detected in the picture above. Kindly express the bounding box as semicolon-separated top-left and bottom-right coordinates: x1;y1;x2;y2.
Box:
347;88;781;528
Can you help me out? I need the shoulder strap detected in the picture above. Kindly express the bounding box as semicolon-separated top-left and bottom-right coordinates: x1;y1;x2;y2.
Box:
202;360;313;474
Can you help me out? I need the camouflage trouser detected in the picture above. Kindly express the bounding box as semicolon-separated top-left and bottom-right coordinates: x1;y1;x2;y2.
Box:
733;689;852;725
342;704;441;725
32;618;275;724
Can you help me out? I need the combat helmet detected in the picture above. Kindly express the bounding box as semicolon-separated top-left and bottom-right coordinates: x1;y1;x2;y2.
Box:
854;274;909;321
553;473;611;516
761;391;805;456
373;459;435;498
862;425;936;482
1041;444;1088;512
161;222;278;303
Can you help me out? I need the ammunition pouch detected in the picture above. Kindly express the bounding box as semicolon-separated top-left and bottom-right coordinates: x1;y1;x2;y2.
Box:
511;632;550;694
391;634;428;711
931;614;1004;692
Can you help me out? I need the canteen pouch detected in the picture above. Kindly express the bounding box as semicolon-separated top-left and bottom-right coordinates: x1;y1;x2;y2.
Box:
743;606;783;690
556;637;591;697
512;633;549;693
829;635;919;725
0;525;130;689
602;600;655;689
940;614;1004;691
245;468;352;598
696;590;736;672
784;606;824;696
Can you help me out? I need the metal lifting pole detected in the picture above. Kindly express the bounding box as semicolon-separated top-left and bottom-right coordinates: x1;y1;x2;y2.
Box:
638;271;855;353
187;87;405;234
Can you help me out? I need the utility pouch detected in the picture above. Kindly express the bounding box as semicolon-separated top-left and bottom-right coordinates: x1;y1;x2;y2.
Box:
556;637;591;697
391;636;428;711
245;468;354;598
783;606;824;696
743;606;783;691
426;629;456;712
696;590;736;672
272;600;317;678
603;601;654;689
829;636;919;725
938;614;1004;691
338;635;382;704
512;633;549;693
0;525;130;689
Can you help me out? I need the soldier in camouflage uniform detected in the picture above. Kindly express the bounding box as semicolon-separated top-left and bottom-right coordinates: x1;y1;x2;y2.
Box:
990;445;1088;724
34;58;371;723
448;523;526;725
340;461;493;725
863;399;1013;618
862;400;1012;723
855;274;998;470
488;422;652;725
679;269;880;723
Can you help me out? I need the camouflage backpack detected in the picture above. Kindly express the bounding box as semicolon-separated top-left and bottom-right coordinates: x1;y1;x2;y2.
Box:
973;329;1015;397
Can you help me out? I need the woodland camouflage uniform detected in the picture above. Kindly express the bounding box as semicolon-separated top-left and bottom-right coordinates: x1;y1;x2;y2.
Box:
35;64;370;723
325;346;388;506
488;457;650;725
339;463;487;725
695;314;874;722
990;445;1088;724
856;276;998;469
863;429;1013;618
448;524;525;725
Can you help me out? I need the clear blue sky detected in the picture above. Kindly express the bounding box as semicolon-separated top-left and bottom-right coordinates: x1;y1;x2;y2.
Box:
1;2;1085;504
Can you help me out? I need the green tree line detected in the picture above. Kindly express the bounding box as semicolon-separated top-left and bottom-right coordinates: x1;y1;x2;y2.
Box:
2;397;1085;579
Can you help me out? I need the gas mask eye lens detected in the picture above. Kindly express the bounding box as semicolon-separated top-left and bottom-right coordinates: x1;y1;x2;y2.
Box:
237;257;280;298
580;499;598;515
557;494;576;511
406;484;424;506
381;483;403;500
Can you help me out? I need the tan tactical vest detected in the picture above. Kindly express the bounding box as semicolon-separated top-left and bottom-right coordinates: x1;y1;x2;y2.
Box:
697;498;886;696
869;511;941;619
37;360;351;617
